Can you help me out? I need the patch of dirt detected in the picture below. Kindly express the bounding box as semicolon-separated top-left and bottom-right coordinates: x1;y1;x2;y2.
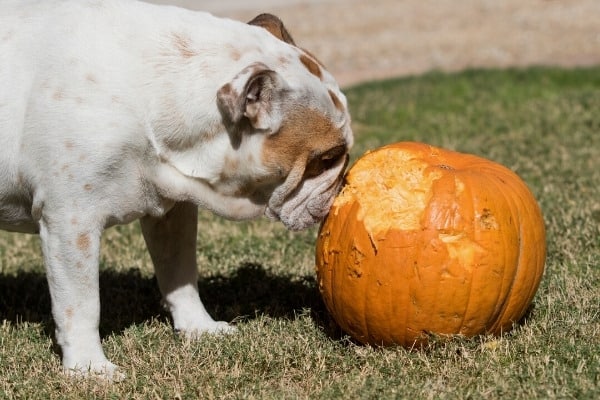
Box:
151;0;600;87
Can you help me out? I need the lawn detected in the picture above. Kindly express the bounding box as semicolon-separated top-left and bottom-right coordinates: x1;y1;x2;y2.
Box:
1;67;599;399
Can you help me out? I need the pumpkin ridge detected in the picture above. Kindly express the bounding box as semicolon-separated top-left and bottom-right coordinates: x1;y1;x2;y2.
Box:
421;217;447;337
484;169;522;333
455;171;478;334
471;175;503;333
469;169;507;333
477;173;506;332
424;168;471;335
360;233;372;343
401;252;412;345
489;171;543;333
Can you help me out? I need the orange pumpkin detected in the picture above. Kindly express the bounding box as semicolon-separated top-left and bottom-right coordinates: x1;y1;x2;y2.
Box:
315;142;546;347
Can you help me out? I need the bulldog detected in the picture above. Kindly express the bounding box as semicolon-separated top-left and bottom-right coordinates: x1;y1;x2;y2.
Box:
0;0;352;379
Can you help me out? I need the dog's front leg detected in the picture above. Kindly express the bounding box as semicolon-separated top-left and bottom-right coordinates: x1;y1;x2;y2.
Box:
140;202;234;337
38;213;121;380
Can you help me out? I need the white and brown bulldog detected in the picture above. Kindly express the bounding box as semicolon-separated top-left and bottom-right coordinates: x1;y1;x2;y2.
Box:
0;0;352;379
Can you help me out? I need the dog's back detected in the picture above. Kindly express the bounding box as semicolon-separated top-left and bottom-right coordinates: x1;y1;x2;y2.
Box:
0;0;243;232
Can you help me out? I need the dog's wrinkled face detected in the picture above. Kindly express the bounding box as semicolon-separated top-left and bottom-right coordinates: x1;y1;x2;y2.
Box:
214;15;353;230
260;98;351;231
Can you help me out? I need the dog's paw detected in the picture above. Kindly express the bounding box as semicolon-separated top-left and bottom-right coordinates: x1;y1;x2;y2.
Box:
177;320;237;340
64;361;126;382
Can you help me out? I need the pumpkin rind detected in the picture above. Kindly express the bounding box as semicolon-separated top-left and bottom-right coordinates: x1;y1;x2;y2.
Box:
315;142;546;346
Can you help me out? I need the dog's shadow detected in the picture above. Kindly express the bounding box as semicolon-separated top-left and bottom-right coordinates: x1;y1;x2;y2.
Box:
0;263;334;338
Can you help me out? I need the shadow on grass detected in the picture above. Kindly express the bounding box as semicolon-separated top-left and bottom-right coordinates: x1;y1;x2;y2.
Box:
0;265;535;352
0;263;331;338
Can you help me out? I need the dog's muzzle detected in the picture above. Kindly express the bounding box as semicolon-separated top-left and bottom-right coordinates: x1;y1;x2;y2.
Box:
266;154;349;231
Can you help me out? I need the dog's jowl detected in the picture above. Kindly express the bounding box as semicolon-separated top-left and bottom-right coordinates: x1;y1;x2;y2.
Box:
0;0;352;379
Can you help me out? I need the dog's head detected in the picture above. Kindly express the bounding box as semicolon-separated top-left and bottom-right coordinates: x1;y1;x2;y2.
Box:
214;14;353;231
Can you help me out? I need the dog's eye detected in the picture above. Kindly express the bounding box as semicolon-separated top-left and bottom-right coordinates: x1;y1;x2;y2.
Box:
321;145;346;164
320;153;341;170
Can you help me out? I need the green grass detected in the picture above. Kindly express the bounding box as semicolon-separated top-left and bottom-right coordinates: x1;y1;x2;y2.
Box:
1;67;599;399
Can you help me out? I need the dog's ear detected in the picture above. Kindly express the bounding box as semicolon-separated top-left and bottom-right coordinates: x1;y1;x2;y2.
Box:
217;62;288;138
248;13;296;46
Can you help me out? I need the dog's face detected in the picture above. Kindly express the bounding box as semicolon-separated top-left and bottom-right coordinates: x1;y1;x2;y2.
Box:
213;15;353;231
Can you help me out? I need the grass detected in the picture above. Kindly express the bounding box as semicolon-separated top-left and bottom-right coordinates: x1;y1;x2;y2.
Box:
1;66;599;399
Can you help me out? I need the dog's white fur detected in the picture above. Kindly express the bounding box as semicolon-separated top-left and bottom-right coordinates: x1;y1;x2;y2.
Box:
0;0;352;379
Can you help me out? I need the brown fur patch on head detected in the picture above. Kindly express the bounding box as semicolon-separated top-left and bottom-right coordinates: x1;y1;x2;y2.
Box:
299;54;323;80
261;107;346;176
172;32;197;59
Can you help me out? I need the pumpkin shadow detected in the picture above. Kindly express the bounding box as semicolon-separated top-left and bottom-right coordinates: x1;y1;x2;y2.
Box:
0;262;334;338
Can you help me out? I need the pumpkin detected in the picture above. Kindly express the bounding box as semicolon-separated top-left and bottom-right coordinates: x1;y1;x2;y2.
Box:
315;142;546;347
